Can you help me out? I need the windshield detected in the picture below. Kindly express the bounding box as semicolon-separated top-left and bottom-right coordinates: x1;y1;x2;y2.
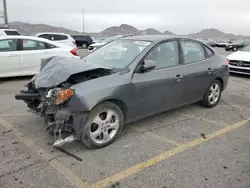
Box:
103;35;122;43
242;44;250;52
84;39;151;69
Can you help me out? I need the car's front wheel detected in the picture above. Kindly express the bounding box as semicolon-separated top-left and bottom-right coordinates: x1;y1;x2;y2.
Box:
201;80;222;108
81;102;124;149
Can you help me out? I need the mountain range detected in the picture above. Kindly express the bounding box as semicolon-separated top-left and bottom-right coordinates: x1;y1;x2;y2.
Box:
8;22;250;39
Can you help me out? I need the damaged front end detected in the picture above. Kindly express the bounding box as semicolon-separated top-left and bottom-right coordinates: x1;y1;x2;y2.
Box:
15;56;114;147
15;82;78;147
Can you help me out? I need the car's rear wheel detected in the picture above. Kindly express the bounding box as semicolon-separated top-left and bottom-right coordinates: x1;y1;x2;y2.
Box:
82;43;87;49
201;80;222;108
81;102;124;149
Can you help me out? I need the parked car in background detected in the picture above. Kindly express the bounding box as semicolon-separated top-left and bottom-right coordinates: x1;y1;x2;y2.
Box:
225;41;245;51
88;34;133;52
15;35;229;149
0;36;79;78
216;40;229;48
0;28;20;36
71;35;93;49
207;40;217;47
34;32;76;47
227;43;250;75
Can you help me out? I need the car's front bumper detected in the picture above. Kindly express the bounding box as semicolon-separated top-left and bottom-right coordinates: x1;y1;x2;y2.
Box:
229;65;250;75
15;89;89;146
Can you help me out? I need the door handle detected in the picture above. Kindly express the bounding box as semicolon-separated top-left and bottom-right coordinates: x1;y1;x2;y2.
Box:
174;74;183;81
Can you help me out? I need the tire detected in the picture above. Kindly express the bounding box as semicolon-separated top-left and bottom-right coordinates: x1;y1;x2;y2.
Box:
81;102;124;149
81;43;88;49
201;80;222;108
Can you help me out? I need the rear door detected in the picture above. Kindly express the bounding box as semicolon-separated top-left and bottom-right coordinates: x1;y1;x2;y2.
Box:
175;39;215;104
19;39;53;75
0;39;21;77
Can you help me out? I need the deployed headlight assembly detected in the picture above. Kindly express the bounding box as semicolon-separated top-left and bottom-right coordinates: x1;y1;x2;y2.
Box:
54;88;74;105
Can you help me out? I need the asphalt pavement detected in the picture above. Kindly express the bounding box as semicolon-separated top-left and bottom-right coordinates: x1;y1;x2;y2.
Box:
0;47;249;188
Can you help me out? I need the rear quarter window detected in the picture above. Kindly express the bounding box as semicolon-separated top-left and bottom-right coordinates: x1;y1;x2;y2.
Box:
46;43;57;49
52;34;68;41
4;30;20;35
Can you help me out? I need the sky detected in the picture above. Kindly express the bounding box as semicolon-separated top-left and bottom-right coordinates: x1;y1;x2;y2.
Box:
1;0;250;35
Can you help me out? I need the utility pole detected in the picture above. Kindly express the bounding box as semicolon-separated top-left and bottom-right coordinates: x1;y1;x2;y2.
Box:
3;0;8;28
82;9;85;34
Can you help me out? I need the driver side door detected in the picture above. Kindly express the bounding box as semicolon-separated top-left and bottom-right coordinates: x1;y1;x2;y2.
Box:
128;40;181;120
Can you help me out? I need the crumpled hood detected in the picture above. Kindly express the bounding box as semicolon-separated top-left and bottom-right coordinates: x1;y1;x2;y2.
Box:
33;56;112;88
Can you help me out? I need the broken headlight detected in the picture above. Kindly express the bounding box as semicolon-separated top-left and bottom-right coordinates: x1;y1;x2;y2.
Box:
54;88;74;105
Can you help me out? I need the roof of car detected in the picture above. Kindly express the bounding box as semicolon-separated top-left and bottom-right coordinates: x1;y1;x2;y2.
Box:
35;32;71;36
0;35;46;40
0;28;18;31
122;35;191;42
0;35;60;45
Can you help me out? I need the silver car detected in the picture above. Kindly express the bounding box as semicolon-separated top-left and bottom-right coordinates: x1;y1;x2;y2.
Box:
15;35;229;149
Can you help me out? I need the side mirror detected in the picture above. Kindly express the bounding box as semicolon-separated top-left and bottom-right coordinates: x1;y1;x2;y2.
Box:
141;60;156;72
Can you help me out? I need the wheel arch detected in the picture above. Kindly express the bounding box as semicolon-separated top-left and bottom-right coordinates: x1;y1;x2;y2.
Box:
215;77;224;90
91;98;128;121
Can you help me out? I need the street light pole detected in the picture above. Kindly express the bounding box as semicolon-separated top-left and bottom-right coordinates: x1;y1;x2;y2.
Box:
3;0;8;28
82;9;85;34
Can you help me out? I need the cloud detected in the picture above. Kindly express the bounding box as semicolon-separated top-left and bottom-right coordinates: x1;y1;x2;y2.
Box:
3;0;250;35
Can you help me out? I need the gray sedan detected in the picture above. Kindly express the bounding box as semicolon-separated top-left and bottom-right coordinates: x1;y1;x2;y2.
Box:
15;35;229;149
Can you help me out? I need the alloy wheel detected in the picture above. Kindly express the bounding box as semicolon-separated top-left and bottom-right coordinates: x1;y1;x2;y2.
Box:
208;83;220;105
89;110;119;144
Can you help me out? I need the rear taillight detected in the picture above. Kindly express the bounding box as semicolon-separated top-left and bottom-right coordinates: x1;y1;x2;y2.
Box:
72;41;76;45
70;48;78;56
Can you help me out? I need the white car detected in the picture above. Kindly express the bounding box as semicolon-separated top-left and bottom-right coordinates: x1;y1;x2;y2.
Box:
88;34;133;52
0;28;20;36
0;35;80;78
227;43;250;75
34;32;76;48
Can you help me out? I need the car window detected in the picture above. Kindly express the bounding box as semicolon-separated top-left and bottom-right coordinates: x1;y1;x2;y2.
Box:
39;34;50;39
204;46;214;58
181;41;205;64
145;41;179;69
23;39;46;51
0;39;18;52
46;43;57;49
4;30;20;35
50;34;68;41
84;39;151;69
